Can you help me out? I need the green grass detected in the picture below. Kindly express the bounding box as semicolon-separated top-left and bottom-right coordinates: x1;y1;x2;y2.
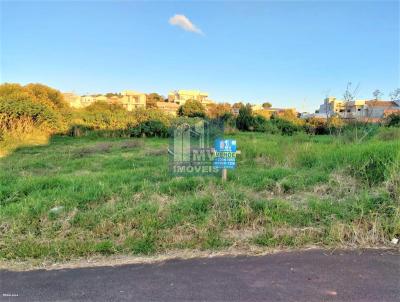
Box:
0;131;399;262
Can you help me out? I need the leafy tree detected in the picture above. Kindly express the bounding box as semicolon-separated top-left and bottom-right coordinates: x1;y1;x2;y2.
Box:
273;110;304;127
232;102;244;109
25;83;68;110
207;103;232;119
236;103;255;131
253;115;268;132
177;99;206;118
146;93;164;109
0;83;63;131
262;102;272;109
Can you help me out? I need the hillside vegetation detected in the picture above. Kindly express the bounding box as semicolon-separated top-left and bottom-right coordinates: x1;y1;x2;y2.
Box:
2;82;399;156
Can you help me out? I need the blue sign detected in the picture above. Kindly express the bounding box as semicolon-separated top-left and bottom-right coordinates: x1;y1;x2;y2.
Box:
213;139;237;169
214;139;237;152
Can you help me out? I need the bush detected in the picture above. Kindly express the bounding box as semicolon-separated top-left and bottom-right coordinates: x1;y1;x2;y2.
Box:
24;83;68;110
68;104;173;138
177;99;206;118
72;101;135;130
271;116;301;135
0;86;64;133
129;120;169;137
236;104;255;131
304;117;329;135
384;113;400;127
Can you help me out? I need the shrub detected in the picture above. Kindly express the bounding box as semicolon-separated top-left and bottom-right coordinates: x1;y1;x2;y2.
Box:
0;93;63;132
384;113;400;127
271;116;301;135
236;104;255;131
304;117;329;135
252;115;267;132
24;83;68;110
177;99;206;118
69;106;173;137
0;83;68;136
129;120;169;137
73;101;135;130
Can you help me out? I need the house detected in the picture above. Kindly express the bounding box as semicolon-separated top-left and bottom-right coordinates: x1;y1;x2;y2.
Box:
316;96;400;121
156;101;180;116
318;97;345;116
62;92;82;108
63;90;147;111
168;90;213;106
362;100;400;122
119;90;146;111
80;95;108;107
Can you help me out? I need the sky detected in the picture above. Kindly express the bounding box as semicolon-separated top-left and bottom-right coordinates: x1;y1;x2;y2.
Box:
0;0;399;112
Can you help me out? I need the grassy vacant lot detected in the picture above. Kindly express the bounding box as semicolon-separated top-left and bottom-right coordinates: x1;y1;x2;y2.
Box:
0;130;399;262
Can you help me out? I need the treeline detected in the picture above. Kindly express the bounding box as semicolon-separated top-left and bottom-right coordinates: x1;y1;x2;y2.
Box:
1;83;400;144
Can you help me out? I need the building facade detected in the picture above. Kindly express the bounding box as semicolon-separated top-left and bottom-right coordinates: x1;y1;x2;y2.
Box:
120;90;146;111
168;90;213;106
62;93;82;108
63;90;147;111
316;97;400;121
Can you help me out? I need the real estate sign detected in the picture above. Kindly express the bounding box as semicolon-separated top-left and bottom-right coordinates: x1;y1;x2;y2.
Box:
169;119;224;175
213;139;237;169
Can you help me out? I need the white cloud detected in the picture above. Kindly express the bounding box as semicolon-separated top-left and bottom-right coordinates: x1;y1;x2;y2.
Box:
169;14;204;35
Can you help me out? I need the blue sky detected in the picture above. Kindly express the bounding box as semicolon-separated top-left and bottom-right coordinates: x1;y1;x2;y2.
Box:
1;1;399;111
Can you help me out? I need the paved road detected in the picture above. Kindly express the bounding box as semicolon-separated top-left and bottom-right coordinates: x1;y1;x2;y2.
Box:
0;249;399;302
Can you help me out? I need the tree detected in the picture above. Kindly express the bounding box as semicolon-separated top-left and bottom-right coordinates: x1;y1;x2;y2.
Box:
262;102;272;109
232;102;244;109
0;83;63;131
207;103;232;119
105;92;122;98
372;89;383;100
236;103;255;131
389;89;400;102
177;99;206;118
146;93;164;109
25;83;68;110
343;82;360;103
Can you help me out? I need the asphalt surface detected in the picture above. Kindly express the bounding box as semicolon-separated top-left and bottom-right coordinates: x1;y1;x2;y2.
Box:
0;249;399;302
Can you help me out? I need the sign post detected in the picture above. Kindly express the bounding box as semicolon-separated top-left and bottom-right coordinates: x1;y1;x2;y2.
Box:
222;168;228;181
213;139;238;182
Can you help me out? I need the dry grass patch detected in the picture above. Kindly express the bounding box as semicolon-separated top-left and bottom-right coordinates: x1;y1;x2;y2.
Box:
120;140;144;149
73;142;113;157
